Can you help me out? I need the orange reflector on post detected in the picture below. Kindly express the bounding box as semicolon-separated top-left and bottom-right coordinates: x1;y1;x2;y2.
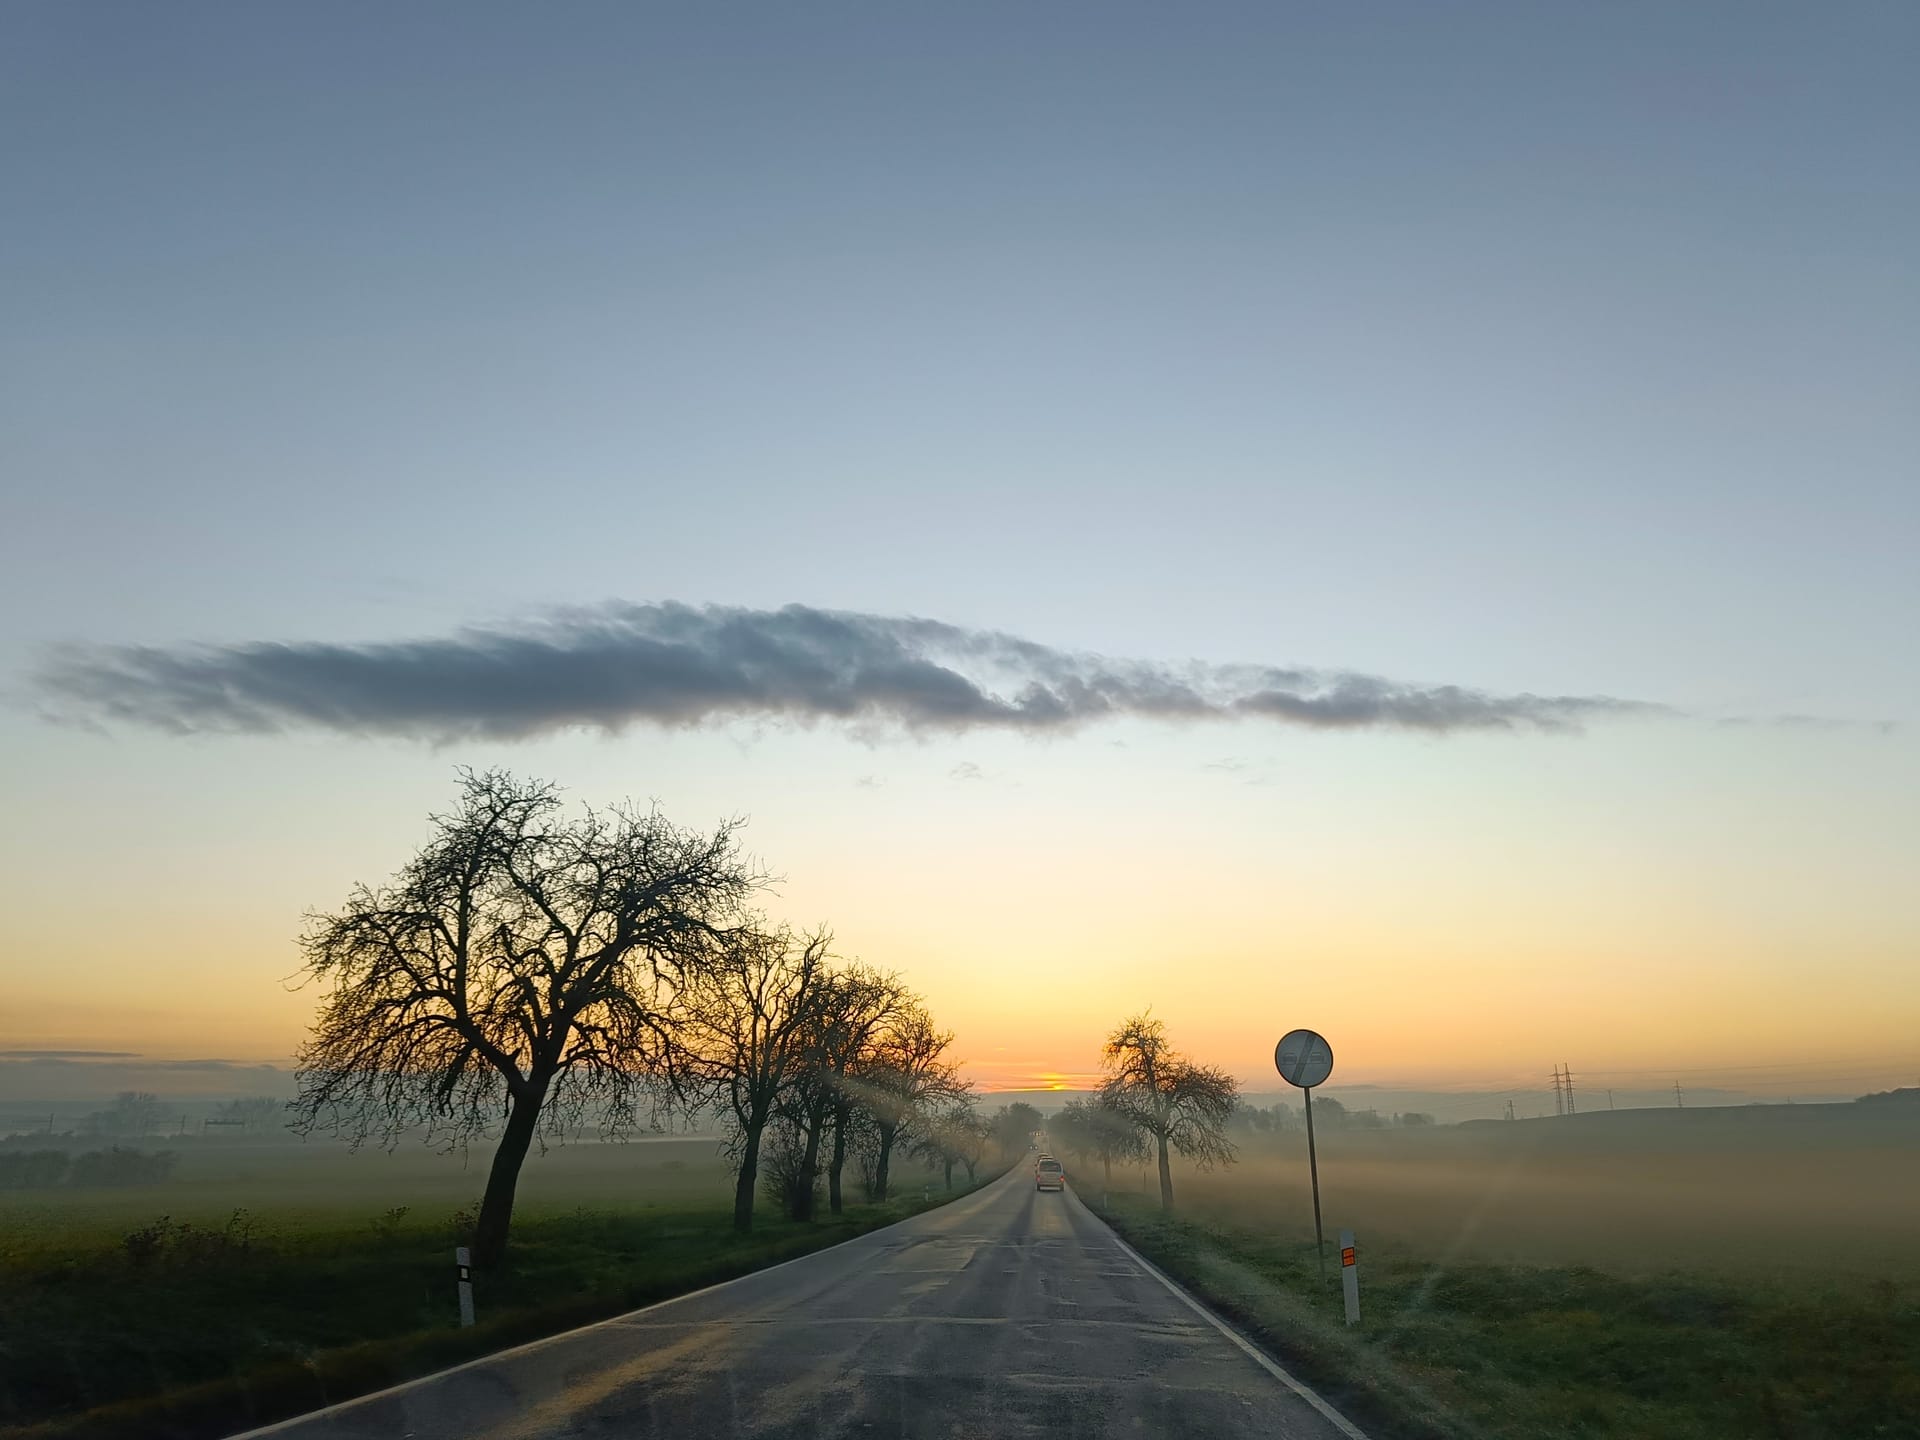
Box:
1339;1228;1360;1326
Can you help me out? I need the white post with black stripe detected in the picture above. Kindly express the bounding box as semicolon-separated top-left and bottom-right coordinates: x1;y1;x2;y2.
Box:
1340;1229;1359;1326
455;1246;475;1327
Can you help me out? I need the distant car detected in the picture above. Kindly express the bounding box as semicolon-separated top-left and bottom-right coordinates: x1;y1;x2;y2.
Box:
1035;1158;1065;1192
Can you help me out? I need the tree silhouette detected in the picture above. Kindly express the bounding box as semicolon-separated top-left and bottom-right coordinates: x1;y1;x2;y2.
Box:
911;1094;985;1190
780;964;903;1218
88;1091;162;1137
1051;1095;1147;1187
987;1101;1044;1160
291;770;758;1266
848;1002;964;1201
671;921;832;1232
1099;1013;1237;1209
217;1096;285;1133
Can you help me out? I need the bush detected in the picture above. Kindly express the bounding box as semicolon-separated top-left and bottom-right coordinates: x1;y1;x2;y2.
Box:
369;1205;411;1240
122;1209;259;1269
70;1146;178;1186
447;1202;480;1242
0;1147;71;1187
760;1120;820;1220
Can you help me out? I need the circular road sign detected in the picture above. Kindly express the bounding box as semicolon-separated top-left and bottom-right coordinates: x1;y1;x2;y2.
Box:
1274;1029;1334;1089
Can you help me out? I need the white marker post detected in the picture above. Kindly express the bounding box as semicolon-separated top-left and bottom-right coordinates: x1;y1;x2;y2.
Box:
1339;1229;1359;1326
455;1246;475;1328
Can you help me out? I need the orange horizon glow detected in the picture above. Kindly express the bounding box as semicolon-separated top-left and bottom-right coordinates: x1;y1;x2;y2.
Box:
3;722;1915;1104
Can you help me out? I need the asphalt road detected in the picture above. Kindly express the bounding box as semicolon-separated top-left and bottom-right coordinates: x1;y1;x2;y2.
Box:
243;1166;1364;1440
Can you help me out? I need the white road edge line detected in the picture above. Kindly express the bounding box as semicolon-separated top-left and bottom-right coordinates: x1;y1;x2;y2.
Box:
231;1168;1019;1438
1068;1186;1372;1440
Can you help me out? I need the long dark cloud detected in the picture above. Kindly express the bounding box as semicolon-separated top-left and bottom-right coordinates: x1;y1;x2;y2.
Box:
34;602;1667;741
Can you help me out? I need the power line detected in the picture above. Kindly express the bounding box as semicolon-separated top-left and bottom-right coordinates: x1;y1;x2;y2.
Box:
1581;1056;1918;1079
1396;1057;1919;1091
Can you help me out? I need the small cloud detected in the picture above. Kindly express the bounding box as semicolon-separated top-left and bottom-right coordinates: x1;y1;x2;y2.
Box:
950;761;985;782
854;774;884;789
147;1059;285;1071
1714;713;1886;733
1203;757;1248;773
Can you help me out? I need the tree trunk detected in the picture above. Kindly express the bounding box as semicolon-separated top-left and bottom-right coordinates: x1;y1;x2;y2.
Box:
794;1108;824;1222
1155;1132;1173;1210
1102;1154;1112;1186
828;1106;847;1214
733;1111;766;1234
874;1123;896;1201
473;1080;546;1268
963;1157;976;1182
943;1156;954;1190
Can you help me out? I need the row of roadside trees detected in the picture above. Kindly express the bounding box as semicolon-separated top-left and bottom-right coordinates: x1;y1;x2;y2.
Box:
291;770;988;1267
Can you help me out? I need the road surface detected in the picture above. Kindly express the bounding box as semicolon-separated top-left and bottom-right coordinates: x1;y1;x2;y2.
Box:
243;1166;1364;1440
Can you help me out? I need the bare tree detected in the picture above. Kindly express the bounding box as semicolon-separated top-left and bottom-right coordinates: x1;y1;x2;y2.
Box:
781;965;902;1217
848;1002;964;1201
911;1092;984;1191
217;1096;286;1133
1051;1095;1147;1187
986;1100;1045;1162
1099;1013;1238;1209
670;922;832;1232
954;1111;989;1183
87;1091;162;1137
292;770;758;1266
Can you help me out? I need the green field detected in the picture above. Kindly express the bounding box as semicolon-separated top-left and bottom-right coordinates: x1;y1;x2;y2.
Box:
1085;1103;1920;1439
0;1133;986;1440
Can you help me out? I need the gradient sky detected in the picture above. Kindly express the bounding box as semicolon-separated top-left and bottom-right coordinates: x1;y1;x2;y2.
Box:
3;3;1916;1101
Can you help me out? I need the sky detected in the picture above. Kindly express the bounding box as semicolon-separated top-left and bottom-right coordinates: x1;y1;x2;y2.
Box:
2;2;1916;1105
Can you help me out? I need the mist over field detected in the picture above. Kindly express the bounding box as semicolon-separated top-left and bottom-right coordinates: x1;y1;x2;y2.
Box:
1089;1103;1920;1279
7;1052;1917;1440
12;1099;1912;1279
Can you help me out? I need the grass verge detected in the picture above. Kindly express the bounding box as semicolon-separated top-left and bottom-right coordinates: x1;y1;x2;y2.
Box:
1089;1192;1920;1440
0;1176;1000;1440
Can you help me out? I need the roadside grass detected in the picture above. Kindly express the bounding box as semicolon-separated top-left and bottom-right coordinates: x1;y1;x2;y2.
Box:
0;1166;997;1440
1091;1193;1920;1440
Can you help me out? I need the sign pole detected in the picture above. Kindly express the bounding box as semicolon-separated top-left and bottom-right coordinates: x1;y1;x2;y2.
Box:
1274;1028;1336;1282
1304;1085;1325;1275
